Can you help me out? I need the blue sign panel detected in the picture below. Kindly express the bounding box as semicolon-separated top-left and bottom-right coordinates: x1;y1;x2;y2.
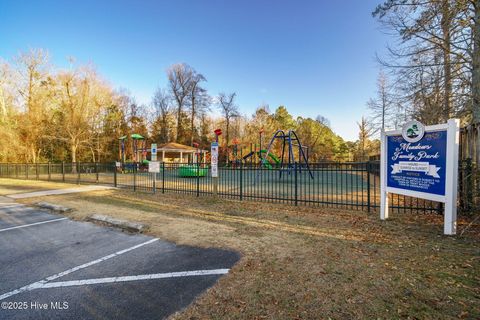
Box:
387;130;447;196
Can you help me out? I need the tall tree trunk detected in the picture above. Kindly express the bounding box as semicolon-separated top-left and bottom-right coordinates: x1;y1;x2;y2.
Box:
473;0;480;122
175;100;182;142
161;116;168;143
91;147;96;163
31;146;36;163
71;144;77;163
71;143;78;173
190;95;195;146
441;0;452;120
225;119;230;149
225;118;230;165
381;89;386;131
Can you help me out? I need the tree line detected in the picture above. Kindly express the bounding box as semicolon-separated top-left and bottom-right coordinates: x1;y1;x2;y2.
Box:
366;0;478;131
0;49;369;163
358;0;479;159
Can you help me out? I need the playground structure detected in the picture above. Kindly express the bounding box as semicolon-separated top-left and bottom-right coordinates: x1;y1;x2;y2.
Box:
241;148;281;168
222;129;313;180
116;128;313;179
260;130;314;179
227;129;268;167
118;133;148;164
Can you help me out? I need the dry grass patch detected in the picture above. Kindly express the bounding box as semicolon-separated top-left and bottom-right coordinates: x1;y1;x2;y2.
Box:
0;178;79;195
16;187;480;320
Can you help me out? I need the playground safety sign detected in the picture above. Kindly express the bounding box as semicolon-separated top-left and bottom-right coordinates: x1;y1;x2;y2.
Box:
380;119;460;235
148;161;160;173
211;142;218;178
151;143;157;162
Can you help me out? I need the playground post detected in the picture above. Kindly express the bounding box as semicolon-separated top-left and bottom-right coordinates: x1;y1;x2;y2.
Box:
212;129;222;197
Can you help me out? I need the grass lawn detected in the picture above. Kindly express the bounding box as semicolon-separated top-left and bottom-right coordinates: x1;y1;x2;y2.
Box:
0;178;80;196
8;179;480;319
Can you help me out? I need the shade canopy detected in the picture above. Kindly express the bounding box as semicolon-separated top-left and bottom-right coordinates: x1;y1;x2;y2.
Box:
131;133;144;140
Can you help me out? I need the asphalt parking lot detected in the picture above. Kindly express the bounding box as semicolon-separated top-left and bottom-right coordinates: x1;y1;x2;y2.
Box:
0;199;239;320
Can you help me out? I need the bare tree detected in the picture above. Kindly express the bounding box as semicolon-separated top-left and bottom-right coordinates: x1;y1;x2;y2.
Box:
217;92;239;148
152;87;172;143
373;0;473;122
357;117;374;161
315;114;331;128
14;49;51;162
472;0;480;121
188;72;208;145
55;66;113;163
167;63;194;143
367;70;395;132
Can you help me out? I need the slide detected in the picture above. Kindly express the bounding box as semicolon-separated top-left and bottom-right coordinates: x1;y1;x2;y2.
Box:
266;152;280;164
242;150;280;169
261;159;273;169
259;150;280;169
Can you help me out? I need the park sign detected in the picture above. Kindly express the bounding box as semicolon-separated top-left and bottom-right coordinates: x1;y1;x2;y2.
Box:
380;119;460;235
148;161;160;173
151;143;157;162
211;142;219;178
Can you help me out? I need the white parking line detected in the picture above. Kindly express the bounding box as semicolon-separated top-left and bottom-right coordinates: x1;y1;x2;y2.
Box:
0;238;159;301
39;269;230;289
0;218;68;232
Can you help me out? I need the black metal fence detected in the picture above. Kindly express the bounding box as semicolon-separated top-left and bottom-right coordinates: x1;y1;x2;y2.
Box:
0;161;456;214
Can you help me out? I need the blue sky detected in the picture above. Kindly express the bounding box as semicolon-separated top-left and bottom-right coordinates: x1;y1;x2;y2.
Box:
0;0;389;141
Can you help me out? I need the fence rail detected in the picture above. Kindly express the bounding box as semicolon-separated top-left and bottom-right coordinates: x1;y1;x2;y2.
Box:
0;161;475;215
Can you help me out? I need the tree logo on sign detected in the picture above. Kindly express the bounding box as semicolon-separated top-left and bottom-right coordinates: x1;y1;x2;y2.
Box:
402;120;425;143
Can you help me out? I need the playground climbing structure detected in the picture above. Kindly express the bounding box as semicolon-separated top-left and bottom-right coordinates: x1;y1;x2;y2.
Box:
260;130;314;179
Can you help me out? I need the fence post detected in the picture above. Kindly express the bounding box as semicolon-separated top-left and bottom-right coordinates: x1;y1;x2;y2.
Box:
294;162;298;206
26;163;29;179
15;164;18;178
6;163;9;178
162;162;165;193
239;163;243;201
133;162;137;191
113;163;117;187
77;162;80;184
62;161;65;182
196;160;200;197
48;162;51;181
36;163;39;180
153;170;156;194
367;161;371;213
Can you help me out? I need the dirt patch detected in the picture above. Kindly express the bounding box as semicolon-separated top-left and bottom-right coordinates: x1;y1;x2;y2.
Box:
16;187;480;319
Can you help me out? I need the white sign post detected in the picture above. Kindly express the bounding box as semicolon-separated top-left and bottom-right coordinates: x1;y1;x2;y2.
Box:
149;161;160;193
380;119;460;235
211;142;218;177
211;142;219;196
151;143;157;162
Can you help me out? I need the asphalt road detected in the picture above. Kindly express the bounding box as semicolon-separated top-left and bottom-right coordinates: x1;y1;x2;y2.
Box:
0;199;239;320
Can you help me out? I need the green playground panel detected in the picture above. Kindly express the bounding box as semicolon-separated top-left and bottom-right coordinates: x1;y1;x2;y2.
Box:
178;165;208;177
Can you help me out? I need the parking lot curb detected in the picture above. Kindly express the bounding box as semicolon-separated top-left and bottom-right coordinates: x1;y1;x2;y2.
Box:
88;214;148;233
36;202;72;213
